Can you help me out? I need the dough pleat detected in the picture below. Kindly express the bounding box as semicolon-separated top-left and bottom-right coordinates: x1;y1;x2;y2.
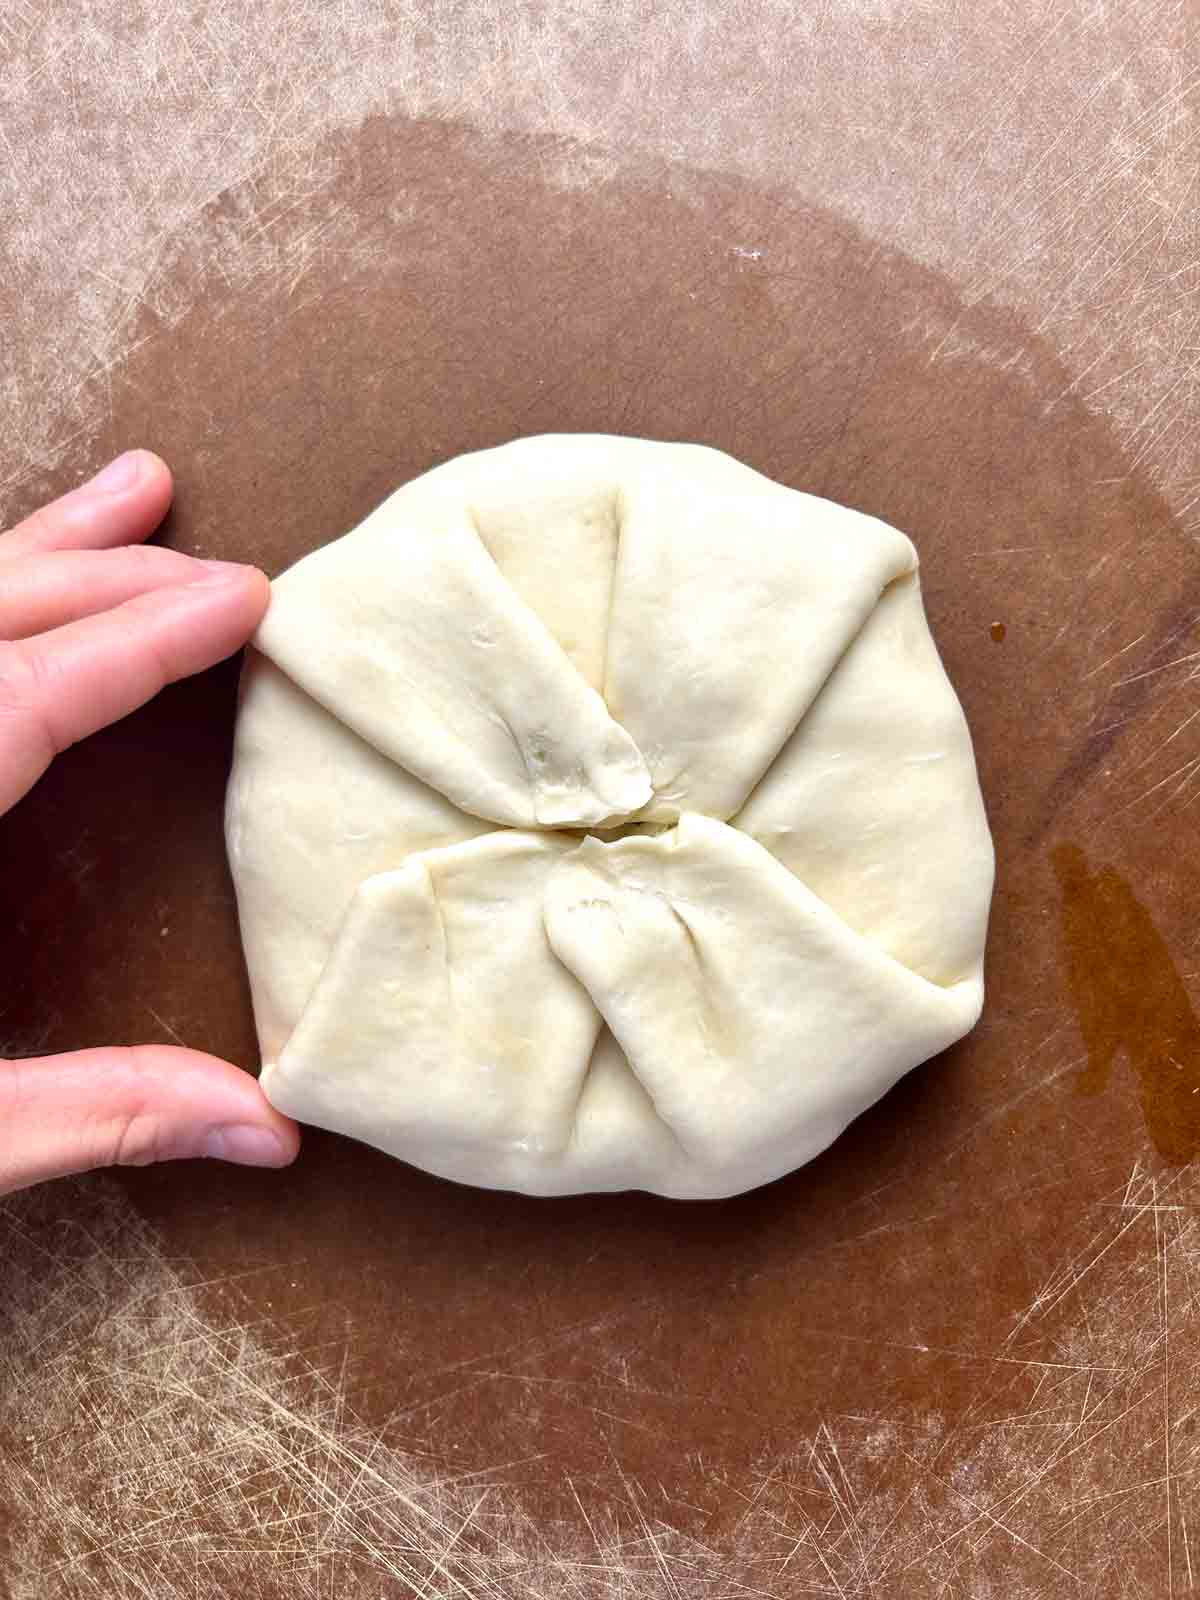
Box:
544;815;983;1197
266;833;605;1191
735;573;994;986
256;501;650;829
605;475;917;821
226;653;491;1062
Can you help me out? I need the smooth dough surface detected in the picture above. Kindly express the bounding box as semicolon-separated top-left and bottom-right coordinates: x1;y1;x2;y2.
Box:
227;434;994;1197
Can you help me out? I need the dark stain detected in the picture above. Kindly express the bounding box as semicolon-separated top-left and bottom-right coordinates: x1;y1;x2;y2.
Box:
1033;585;1200;846
1054;841;1200;1163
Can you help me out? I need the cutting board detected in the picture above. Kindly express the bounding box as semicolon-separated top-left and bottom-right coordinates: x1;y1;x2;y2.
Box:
2;6;1198;1594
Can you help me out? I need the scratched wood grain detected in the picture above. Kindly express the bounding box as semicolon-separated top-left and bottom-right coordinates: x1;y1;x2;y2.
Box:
2;4;1199;1596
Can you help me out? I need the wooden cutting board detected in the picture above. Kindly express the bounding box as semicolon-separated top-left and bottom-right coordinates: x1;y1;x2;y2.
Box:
2;6;1198;1594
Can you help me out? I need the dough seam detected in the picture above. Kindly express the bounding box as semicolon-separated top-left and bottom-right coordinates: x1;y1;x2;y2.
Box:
599;483;626;709
732;567;917;827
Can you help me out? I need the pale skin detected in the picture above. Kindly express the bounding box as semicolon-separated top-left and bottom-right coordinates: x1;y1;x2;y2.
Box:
0;449;300;1195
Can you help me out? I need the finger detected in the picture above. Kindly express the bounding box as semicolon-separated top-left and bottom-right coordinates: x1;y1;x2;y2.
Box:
0;545;221;640
0;563;269;812
1;450;174;559
0;1046;300;1197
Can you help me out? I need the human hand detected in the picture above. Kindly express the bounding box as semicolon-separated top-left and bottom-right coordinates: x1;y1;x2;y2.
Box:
0;450;299;1195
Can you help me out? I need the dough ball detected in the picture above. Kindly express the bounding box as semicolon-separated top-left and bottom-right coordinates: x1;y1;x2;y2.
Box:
226;435;993;1197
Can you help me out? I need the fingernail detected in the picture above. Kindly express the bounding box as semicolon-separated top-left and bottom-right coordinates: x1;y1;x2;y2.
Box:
87;451;143;495
188;560;254;588
204;1125;288;1166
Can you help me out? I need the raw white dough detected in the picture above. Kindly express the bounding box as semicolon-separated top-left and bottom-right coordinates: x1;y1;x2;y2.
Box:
227;434;993;1197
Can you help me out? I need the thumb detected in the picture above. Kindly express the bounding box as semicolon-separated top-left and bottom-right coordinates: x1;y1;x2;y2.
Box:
0;1045;300;1197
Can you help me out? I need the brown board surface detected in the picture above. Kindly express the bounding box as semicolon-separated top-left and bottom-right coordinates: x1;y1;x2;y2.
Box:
2;7;1200;1596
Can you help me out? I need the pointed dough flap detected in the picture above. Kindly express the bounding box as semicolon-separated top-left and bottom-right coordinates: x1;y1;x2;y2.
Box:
265;833;604;1189
544;815;982;1193
226;651;492;1063
256;501;651;829
735;573;995;985
606;477;918;820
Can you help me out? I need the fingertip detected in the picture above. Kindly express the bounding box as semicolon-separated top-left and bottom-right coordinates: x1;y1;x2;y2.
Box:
180;559;270;632
188;559;267;589
120;449;174;538
204;1119;300;1168
3;448;176;556
230;562;271;630
128;448;174;507
264;1108;302;1166
195;1053;300;1169
85;448;172;510
249;565;271;626
237;563;270;607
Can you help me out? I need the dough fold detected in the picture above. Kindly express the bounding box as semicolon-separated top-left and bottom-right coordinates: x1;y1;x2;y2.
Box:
544;816;982;1196
226;653;491;1063
256;499;651;829
734;571;993;984
604;472;916;820
264;833;607;1190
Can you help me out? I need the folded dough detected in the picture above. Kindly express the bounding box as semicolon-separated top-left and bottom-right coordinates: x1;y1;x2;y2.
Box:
227;435;994;1197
